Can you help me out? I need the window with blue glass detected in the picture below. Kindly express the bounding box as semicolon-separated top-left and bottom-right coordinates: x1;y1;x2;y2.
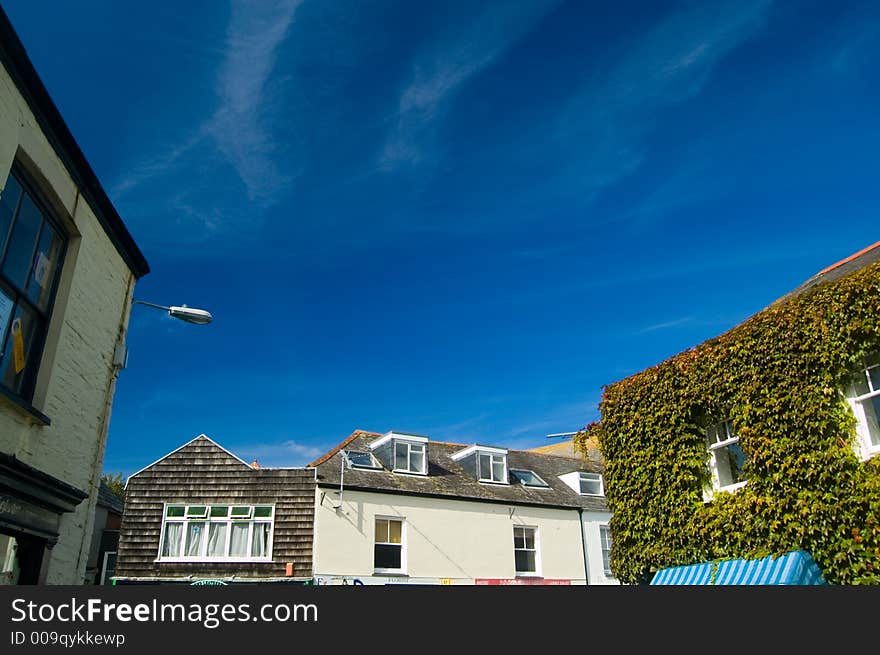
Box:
0;166;67;402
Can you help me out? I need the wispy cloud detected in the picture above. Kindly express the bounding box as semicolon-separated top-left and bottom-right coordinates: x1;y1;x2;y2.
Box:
635;317;694;334
231;439;326;467
208;0;303;203
380;0;559;170
111;0;303;244
368;0;773;241
553;0;773;202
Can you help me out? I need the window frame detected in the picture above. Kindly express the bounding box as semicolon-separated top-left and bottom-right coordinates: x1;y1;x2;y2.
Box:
477;451;508;484
343;449;382;470
513;525;540;577
706;419;747;493
0;164;68;405
373;516;405;574
599;525;613;577
845;362;880;460
156;502;275;563
392;440;427;475
509;468;550;489
578;472;604;496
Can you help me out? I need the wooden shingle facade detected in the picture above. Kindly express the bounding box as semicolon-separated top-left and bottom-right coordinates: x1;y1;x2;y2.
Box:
114;435;315;584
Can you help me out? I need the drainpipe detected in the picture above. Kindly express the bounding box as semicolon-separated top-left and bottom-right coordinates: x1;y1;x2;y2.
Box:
76;267;135;582
578;507;591;585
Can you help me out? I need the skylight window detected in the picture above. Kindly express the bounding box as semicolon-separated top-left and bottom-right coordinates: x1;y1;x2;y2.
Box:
510;469;549;488
344;450;381;469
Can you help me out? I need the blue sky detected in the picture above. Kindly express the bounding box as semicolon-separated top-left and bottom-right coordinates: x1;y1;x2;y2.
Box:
4;0;880;474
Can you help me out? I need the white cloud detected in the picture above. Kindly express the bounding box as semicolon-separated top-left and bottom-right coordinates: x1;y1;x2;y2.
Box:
232;439;326;468
554;0;773;199
635;317;693;334
208;0;303;203
110;0;303;244
380;0;560;170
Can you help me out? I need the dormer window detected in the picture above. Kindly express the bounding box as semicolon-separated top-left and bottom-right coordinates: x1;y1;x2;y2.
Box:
450;445;508;484
478;452;506;483
394;441;426;474
559;470;604;496
368;432;429;476
578;473;603;496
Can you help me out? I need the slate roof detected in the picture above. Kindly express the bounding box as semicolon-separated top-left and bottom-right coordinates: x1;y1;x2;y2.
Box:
97;480;124;514
775;240;880;305
310;430;608;512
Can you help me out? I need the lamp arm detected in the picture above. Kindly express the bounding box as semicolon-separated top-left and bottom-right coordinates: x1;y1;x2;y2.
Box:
131;299;171;311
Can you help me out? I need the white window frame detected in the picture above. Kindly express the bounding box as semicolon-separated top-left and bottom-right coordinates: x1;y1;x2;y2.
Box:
510;469;550;488
599;525;613;577
373;516;406;574
706;420;747;493
156;503;275;563
578;472;604;496
343;449;382;470
845;362;880;461
477;452;508;484
392;440;427;475
513;525;541;577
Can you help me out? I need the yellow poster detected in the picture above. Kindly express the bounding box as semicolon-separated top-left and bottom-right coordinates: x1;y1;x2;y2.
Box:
12;318;24;373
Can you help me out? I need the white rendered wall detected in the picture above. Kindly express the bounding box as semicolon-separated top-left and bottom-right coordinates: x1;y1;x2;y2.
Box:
313;487;616;584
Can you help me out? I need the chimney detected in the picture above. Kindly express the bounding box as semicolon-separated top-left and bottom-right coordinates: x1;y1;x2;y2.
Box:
251;459;260;469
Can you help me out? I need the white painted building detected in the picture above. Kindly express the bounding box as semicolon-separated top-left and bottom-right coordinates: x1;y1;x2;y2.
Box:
310;430;618;585
0;8;149;584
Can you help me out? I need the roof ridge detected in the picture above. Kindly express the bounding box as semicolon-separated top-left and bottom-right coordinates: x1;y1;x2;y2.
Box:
816;240;880;276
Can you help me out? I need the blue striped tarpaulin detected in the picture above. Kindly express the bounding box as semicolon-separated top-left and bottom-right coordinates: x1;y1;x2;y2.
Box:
713;550;825;585
650;550;826;585
649;561;713;585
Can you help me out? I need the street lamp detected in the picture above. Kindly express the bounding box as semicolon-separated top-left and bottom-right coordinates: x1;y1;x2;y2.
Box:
131;300;213;325
112;300;213;370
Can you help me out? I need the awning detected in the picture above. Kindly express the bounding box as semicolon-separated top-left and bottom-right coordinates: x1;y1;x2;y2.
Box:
650;550;826;585
649;561;713;585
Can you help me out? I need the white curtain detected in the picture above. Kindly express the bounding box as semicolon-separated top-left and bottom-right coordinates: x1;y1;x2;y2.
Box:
162;523;183;557
207;523;228;557
251;523;270;557
230;523;249;557
186;523;205;556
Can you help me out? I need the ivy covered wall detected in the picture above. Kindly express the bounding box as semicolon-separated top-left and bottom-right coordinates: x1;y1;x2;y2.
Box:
576;260;880;585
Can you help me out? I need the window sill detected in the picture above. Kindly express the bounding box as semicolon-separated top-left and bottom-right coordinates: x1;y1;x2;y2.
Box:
391;469;427;477
373;570;407;577
479;479;509;486
514;573;542;579
0;386;50;425
703;481;747;502
155;557;273;563
858;443;880;462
